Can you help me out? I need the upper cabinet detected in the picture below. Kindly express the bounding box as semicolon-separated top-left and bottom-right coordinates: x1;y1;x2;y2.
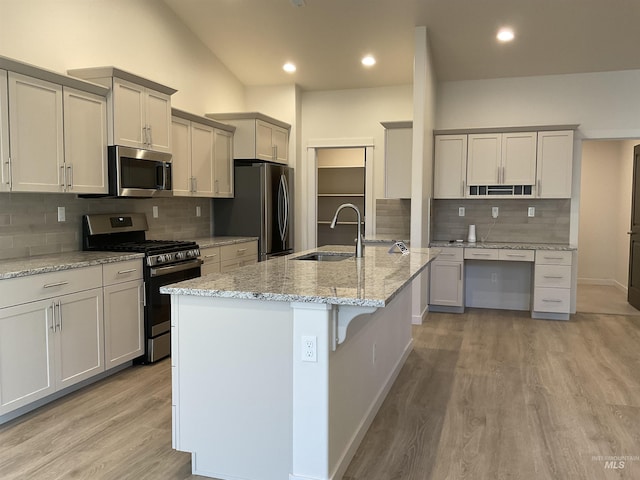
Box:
434;126;576;199
434;134;467;199
171;109;235;198
0;57;109;194
467;132;536;186
206;112;290;165
68;67;176;154
536;130;574;198
381;121;412;199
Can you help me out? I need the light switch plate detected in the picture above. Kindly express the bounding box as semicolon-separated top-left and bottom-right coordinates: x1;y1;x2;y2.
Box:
528;206;535;217
458;207;465;217
492;206;499;218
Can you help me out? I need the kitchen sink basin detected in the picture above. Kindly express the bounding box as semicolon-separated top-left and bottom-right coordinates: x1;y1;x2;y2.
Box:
293;252;354;262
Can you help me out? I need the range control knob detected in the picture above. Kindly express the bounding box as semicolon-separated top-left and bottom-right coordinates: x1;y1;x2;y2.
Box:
176;251;187;261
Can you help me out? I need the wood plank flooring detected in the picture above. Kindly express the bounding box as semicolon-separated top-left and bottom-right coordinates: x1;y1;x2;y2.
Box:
2;309;640;479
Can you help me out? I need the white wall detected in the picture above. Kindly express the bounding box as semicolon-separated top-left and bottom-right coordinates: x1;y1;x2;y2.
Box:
299;85;413;250
0;0;245;113
578;140;636;289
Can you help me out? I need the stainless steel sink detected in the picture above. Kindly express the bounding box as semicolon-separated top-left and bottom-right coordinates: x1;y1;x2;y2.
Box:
293;252;354;262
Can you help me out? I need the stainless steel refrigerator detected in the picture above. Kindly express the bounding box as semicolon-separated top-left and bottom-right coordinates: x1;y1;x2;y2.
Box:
213;161;293;261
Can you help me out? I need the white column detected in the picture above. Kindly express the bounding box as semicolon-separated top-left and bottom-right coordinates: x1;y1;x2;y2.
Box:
290;301;332;480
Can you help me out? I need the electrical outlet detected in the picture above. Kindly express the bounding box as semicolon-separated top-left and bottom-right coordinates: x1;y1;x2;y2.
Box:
528;206;535;217
196;206;201;217
301;335;317;362
492;206;499;218
458;207;465;217
152;206;159;218
57;206;65;222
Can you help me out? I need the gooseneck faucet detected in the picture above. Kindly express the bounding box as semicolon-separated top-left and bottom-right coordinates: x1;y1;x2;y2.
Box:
330;203;363;258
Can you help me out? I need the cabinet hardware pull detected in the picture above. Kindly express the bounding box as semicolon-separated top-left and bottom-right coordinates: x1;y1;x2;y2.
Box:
60;165;66;188
204;254;218;258
543;256;563;260
472;253;491;256
542;299;562;303
56;300;62;331
50;302;56;331
148;125;153;146
237;248;247;253
3;159;9;185
117;268;137;274
543;275;564;279
143;281;146;307
537;180;541;197
43;281;69;289
507;253;526;257
193;177;197;192
461;180;466;196
459;263;462;281
67;165;73;189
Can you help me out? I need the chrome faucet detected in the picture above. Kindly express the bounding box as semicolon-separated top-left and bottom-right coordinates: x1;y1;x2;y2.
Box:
330;203;363;258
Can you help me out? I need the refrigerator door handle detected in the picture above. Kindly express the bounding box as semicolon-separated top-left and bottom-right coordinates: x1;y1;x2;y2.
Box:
278;175;286;242
282;174;290;242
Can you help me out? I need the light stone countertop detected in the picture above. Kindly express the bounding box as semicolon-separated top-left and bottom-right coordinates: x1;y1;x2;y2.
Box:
192;236;258;249
161;245;440;307
363;235;410;244
429;241;577;251
0;251;145;280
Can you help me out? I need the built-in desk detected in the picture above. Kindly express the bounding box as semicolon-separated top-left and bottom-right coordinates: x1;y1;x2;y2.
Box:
429;242;577;320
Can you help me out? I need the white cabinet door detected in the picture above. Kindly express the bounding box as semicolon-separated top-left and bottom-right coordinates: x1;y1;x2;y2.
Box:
385;126;412;199
502;132;537;185
214;128;234;197
537;130;574;198
63;87;108;194
104;280;144;369
0;69;9;192
272;125;289;164
0;299;55;415
112;78;146;149
171;116;192;196
55;288;104;390
146;90;172;153
191;122;215;197
467;133;501;185
256;119;274;161
8;72;64;192
429;261;464;307
434;134;467;198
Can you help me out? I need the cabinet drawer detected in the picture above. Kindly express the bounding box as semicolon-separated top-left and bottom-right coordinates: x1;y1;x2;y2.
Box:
499;250;535;262
534;287;570;313
220;241;258;262
201;262;221;276
535;250;572;265
220;257;257;273
200;246;221;275
464;248;499;260
535;265;571;288
102;259;143;286
435;248;464;262
0;266;102;309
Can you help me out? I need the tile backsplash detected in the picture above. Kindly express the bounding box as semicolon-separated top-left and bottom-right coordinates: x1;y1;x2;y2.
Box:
375;198;411;239
431;199;571;244
0;193;211;260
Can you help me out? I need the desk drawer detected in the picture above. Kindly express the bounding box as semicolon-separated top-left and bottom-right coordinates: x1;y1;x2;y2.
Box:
536;250;572;265
535;265;571;288
534;287;570;313
499;250;534;262
436;248;464;262
464;248;499;260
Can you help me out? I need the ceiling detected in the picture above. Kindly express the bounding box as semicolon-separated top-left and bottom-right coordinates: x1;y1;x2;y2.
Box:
163;0;640;91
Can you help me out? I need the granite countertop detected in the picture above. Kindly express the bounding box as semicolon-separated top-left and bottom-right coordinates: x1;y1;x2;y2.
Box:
161;245;440;307
0;251;145;280
363;235;409;244
192;236;258;249
429;241;576;251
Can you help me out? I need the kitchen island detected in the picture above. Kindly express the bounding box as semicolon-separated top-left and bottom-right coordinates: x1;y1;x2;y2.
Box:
161;245;439;480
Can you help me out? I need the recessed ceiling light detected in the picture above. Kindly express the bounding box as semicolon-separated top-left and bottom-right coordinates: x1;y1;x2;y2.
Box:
283;62;296;73
497;28;515;42
361;55;376;67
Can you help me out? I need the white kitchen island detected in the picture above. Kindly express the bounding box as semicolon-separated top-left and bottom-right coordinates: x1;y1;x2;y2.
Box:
161;245;439;480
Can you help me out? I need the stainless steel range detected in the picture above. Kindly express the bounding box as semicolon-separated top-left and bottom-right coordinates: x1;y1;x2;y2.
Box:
82;213;202;363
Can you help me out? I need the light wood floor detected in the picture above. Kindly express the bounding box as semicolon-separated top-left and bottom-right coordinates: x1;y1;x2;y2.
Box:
2;309;640;479
577;284;640;316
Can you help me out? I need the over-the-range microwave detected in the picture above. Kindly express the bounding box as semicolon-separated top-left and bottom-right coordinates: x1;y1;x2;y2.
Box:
107;145;173;197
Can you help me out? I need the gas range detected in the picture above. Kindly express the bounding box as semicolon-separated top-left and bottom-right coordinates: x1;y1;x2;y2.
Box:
82;213;203;363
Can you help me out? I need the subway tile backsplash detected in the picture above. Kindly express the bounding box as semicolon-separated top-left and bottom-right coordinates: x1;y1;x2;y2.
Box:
376;198;411;238
0;193;211;260
431;199;570;244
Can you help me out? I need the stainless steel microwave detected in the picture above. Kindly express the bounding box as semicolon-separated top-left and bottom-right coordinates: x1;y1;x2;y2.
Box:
108;146;173;197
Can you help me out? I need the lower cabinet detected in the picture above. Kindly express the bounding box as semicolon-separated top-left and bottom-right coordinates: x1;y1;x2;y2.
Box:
532;250;573;318
429;248;464;312
0;287;104;415
200;246;221;275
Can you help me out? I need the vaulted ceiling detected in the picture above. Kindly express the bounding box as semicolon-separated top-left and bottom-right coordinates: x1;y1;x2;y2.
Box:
163;0;640;91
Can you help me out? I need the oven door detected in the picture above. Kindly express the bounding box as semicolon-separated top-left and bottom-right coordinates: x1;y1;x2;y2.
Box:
145;258;202;362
